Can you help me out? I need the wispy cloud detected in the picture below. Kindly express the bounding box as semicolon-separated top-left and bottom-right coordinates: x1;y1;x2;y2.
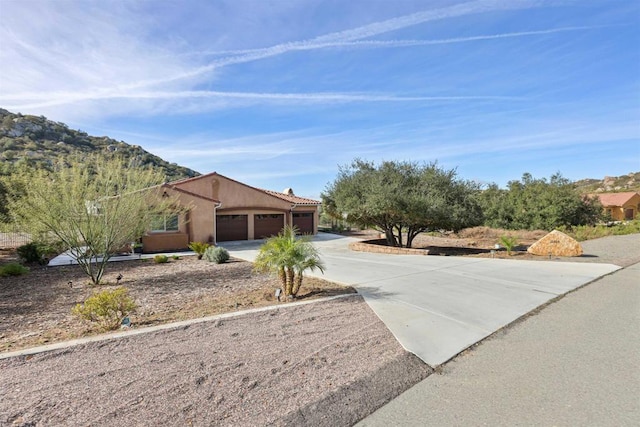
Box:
2;89;522;110
1;0;558;115
115;0;554;90
193;26;602;57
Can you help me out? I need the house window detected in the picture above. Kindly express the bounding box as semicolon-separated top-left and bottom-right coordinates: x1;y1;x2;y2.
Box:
255;214;283;220
151;214;179;232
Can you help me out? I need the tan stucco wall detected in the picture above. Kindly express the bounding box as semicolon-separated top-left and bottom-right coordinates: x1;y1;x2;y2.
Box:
142;233;189;253
175;174;319;239
142;186;216;252
175;174;291;211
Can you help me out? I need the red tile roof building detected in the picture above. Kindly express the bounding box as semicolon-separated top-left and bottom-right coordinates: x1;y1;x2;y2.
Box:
592;192;640;221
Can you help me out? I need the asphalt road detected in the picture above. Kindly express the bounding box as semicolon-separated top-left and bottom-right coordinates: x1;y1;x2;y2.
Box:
358;261;640;426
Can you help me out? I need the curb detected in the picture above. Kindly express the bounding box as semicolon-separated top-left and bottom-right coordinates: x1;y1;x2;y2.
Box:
349;239;429;255
0;293;357;360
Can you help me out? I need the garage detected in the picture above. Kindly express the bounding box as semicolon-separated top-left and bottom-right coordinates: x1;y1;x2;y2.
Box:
216;214;248;241
254;214;284;239
293;212;314;235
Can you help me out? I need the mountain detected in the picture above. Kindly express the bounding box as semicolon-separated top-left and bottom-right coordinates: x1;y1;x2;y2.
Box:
574;172;640;193
0;108;199;181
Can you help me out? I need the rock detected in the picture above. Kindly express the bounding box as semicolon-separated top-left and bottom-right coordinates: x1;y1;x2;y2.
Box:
527;230;583;257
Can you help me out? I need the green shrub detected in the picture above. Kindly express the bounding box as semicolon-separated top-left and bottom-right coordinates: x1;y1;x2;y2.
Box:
16;241;64;264
72;287;137;331
189;241;211;260
560;220;640;241
17;242;45;264
171;255;181;260
204;246;230;264
153;254;169;263
499;235;519;255
0;263;30;277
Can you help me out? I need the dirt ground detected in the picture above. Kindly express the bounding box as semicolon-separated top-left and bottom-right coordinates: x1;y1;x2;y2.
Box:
0;255;354;353
346;226;548;259
1;296;431;427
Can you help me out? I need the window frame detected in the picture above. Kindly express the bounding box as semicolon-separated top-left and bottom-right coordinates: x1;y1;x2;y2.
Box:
150;213;180;233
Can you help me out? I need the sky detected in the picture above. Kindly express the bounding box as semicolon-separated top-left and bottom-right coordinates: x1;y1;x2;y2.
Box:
1;0;639;199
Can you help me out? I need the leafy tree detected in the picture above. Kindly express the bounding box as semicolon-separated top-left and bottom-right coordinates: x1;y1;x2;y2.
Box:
0;179;8;220
323;159;482;248
4;155;178;284
478;173;602;230
254;225;325;297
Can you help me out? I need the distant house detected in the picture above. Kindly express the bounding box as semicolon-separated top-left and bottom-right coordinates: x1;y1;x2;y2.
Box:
592;192;640;221
141;172;320;253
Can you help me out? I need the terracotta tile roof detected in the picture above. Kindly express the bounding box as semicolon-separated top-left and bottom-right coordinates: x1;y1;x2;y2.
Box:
263;189;321;205
593;192;639;207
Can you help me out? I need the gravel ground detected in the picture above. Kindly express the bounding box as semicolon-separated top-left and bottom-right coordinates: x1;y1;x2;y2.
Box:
0;257;352;353
0;296;432;426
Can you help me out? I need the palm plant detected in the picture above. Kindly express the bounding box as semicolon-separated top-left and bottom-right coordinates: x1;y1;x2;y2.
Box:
499;235;519;256
254;225;325;297
189;241;210;260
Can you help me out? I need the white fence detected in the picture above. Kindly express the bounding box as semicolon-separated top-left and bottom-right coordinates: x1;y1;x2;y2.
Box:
0;224;31;249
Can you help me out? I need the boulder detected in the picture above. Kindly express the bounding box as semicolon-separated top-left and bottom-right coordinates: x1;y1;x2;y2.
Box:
527;230;583;257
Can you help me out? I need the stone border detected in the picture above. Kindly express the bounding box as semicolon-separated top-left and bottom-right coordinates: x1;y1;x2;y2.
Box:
349;239;429;255
0;294;355;360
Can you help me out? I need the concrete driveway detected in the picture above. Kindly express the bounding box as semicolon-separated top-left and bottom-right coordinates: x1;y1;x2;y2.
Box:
225;233;620;366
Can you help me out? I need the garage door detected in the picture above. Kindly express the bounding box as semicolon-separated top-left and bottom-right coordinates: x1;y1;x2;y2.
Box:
254;214;284;239
293;212;314;235
216;215;248;241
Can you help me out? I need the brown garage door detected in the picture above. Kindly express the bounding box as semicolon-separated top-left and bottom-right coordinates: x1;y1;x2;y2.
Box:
216;215;248;241
254;214;284;239
293;212;314;234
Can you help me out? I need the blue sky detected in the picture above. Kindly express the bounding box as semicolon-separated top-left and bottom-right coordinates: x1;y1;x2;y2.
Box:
1;0;639;199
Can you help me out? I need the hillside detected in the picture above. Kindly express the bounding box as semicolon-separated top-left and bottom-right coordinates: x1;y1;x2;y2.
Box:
574;172;640;193
0;108;199;181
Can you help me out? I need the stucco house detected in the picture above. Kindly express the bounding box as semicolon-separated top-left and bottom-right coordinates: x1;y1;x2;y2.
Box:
141;172;320;252
593;192;640;221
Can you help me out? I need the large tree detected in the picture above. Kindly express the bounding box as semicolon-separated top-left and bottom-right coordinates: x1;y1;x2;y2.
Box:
323;159;482;248
4;155;179;284
477;172;602;230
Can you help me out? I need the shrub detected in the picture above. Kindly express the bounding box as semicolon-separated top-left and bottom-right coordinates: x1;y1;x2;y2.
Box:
189;242;211;260
171;255;181;260
17;242;45;264
204;246;230;264
499;235;519;255
16;241;64;264
0;263;29;277
559;220;640;241
72;287;137;331
153;254;169;263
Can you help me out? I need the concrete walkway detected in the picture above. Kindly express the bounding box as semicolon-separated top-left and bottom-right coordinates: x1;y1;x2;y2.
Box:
357;261;640;426
48;249;196;266
225;233;620;367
